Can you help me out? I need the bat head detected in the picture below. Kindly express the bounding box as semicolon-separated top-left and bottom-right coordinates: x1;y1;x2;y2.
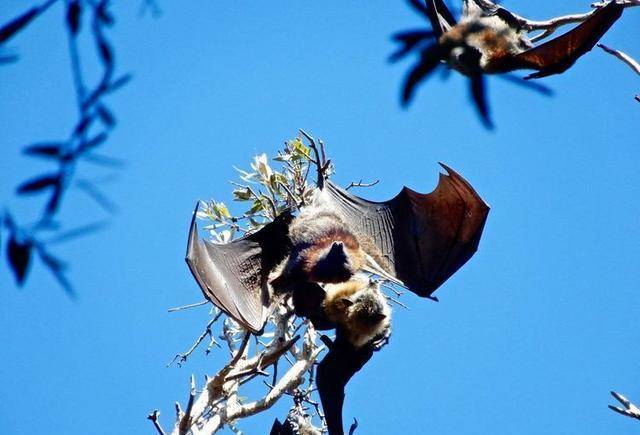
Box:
323;276;391;348
302;231;364;283
287;204;365;284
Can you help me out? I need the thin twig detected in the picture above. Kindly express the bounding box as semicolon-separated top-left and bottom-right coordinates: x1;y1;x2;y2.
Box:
598;44;640;75
167;312;223;367
168;300;209;313
609;391;640;420
148;410;168;435
346;179;380;190
385;294;409;310
512;1;640;43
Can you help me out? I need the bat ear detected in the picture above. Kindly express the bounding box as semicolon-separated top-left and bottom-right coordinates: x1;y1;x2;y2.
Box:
372;312;388;323
341;298;355;307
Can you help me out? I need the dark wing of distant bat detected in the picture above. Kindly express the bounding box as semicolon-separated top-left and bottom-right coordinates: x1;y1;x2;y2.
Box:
322;163;489;299
424;0;457;38
317;335;375;435
512;1;624;79
185;205;293;333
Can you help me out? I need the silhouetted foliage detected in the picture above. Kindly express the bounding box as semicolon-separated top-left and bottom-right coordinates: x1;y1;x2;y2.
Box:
1;0;130;295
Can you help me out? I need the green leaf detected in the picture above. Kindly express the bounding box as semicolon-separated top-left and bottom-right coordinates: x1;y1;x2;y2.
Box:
233;187;253;201
248;200;264;215
216;202;231;219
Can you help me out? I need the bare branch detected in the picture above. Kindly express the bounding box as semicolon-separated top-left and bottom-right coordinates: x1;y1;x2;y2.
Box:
598;44;640;75
502;1;640;43
148;410;168;435
609;391;640;421
346;179;380;190
167;311;223;367
168;300;209;313
177;376;197;435
299;129;329;189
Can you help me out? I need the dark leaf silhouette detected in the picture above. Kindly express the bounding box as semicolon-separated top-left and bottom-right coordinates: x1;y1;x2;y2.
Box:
37;247;75;296
96;1;115;26
406;0;432;20
108;73;132;93
0;0;56;44
80;153;124;168
470;74;493;129
76;179;117;213
73;115;95;136
23;142;66;159
78;132;108;153
0;53;19;63
46;221;108;244
7;233;32;285
16;174;60;194
96;34;113;68
389;30;433;62
66;0;82;36
45;181;64;215
97;104;116;127
401;44;444;105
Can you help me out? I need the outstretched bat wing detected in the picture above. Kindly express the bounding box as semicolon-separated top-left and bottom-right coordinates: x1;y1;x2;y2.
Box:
185;205;293;333
317;336;375;435
513;1;623;79
322;163;489;298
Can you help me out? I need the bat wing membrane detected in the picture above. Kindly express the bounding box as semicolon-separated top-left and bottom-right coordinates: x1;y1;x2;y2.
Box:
323;163;489;298
513;1;623;79
185;206;293;332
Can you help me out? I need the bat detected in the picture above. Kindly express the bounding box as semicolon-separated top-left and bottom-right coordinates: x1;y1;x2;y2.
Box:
185;163;488;331
395;0;624;125
316;276;391;435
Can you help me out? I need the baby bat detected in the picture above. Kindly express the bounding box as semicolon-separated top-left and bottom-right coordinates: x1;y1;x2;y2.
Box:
396;0;624;125
185;163;488;333
315;276;391;435
266;277;389;435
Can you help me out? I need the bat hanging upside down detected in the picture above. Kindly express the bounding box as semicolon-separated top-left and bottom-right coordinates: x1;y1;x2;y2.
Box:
185;163;489;433
395;0;625;125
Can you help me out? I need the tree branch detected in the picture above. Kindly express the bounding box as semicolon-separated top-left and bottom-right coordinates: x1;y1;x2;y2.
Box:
609;391;640;421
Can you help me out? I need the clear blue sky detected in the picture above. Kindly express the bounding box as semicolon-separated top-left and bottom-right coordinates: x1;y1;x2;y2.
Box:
1;1;639;434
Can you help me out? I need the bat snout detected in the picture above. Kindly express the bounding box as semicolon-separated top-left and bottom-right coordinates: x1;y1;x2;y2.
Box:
312;241;354;283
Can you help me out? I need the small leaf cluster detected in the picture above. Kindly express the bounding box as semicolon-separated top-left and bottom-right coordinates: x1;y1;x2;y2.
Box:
199;137;315;242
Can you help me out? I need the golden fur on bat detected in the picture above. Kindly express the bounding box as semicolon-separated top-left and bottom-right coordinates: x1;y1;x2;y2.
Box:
322;275;391;348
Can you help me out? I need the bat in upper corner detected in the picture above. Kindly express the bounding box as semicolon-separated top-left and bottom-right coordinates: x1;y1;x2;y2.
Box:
185;163;489;333
393;0;625;126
